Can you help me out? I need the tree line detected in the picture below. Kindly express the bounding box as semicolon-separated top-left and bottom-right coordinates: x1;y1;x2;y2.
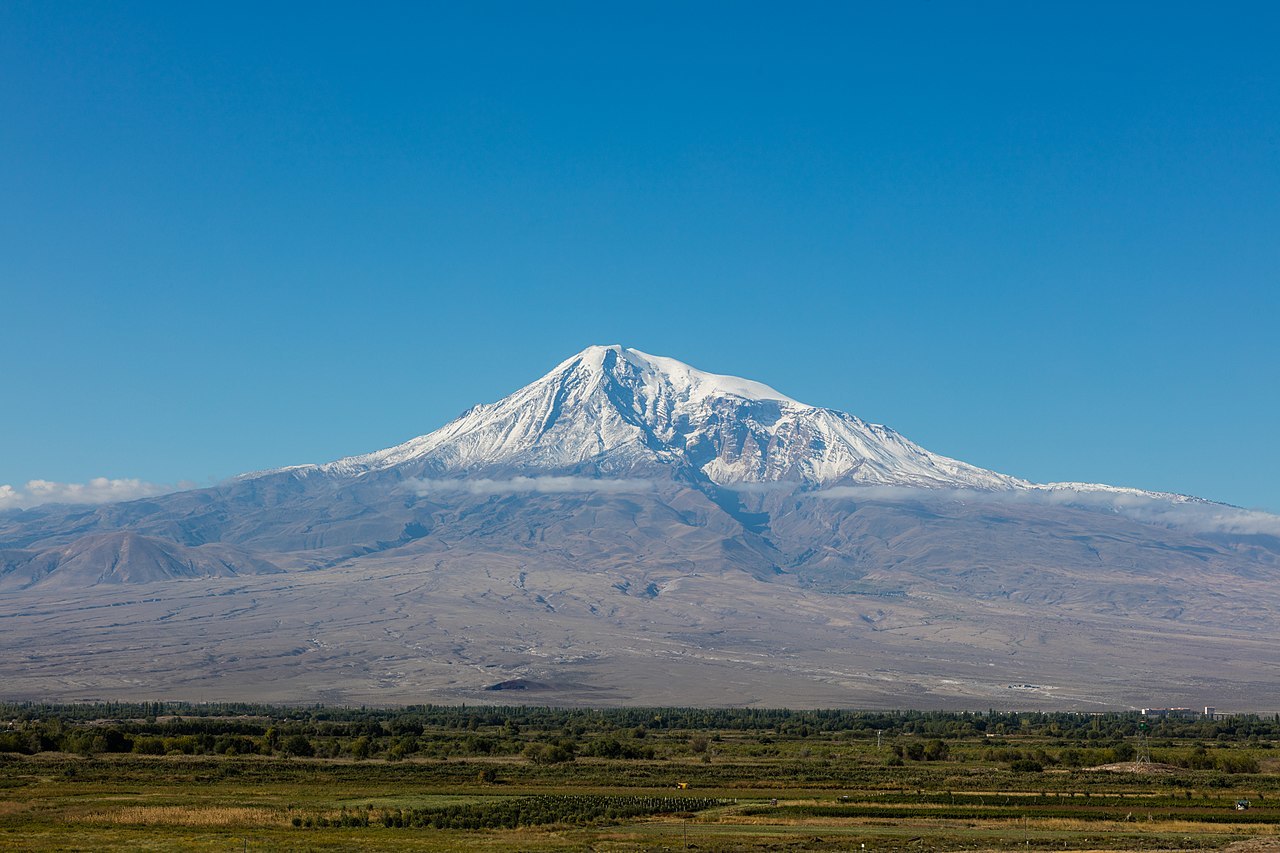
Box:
1;702;1277;761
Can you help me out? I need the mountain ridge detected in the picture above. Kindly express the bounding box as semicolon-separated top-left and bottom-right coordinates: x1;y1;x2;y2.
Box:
244;345;1190;501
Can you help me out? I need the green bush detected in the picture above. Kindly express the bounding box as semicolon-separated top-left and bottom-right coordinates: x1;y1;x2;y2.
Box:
281;734;314;757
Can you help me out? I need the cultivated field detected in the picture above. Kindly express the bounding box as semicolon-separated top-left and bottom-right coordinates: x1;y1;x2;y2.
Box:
1;704;1278;851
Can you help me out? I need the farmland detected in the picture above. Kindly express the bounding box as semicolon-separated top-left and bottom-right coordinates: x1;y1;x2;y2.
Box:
1;704;1278;850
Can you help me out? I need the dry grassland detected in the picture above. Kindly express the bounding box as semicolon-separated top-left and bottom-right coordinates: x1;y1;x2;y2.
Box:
79;805;287;827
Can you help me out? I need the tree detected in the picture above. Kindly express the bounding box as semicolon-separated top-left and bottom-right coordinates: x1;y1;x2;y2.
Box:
282;734;314;757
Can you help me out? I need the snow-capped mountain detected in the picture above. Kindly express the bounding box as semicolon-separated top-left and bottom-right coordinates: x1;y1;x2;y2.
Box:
2;344;1279;709
259;345;1197;506
271;345;1025;490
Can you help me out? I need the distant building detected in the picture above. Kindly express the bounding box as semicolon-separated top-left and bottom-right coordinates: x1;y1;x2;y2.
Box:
1141;708;1200;720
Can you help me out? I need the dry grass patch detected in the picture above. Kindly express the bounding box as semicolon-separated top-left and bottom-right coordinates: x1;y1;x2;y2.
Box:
80;805;287;827
1225;840;1280;853
1087;761;1181;774
995;816;1251;833
0;800;35;817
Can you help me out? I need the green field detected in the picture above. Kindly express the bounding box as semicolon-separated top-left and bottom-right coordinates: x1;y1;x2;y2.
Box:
1;703;1278;851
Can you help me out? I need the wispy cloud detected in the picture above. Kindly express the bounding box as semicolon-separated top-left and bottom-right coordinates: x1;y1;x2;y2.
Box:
408;476;657;497
0;478;180;510
811;485;1280;537
723;481;803;494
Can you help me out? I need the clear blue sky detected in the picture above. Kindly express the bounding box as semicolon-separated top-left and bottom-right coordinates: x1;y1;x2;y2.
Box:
2;2;1277;511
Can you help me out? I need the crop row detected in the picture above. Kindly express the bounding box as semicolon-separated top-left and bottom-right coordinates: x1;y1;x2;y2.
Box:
377;794;729;829
745;803;1279;824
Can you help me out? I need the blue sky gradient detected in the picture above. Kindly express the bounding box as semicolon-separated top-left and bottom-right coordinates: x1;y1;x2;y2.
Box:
2;2;1277;510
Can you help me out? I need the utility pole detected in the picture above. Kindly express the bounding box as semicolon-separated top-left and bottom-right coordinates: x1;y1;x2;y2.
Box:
877;730;883;750
1136;721;1152;766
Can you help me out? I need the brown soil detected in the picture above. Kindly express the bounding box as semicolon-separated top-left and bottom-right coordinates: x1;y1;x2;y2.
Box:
1223;839;1280;853
1087;761;1182;774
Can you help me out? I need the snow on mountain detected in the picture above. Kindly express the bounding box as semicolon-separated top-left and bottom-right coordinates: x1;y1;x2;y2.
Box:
262;345;1023;491
1028;482;1207;505
233;344;1227;507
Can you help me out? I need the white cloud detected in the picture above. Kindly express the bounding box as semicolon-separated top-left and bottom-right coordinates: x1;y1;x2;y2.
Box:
723;481;803;494
0;477;179;510
408;476;656;497
810;485;1280;537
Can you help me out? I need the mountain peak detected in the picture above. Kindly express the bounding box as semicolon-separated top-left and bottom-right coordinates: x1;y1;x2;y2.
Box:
303;346;1021;491
555;345;802;407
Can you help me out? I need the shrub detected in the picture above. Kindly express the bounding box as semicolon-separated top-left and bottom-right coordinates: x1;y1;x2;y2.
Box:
923;739;949;761
523;743;574;764
281;734;314;758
